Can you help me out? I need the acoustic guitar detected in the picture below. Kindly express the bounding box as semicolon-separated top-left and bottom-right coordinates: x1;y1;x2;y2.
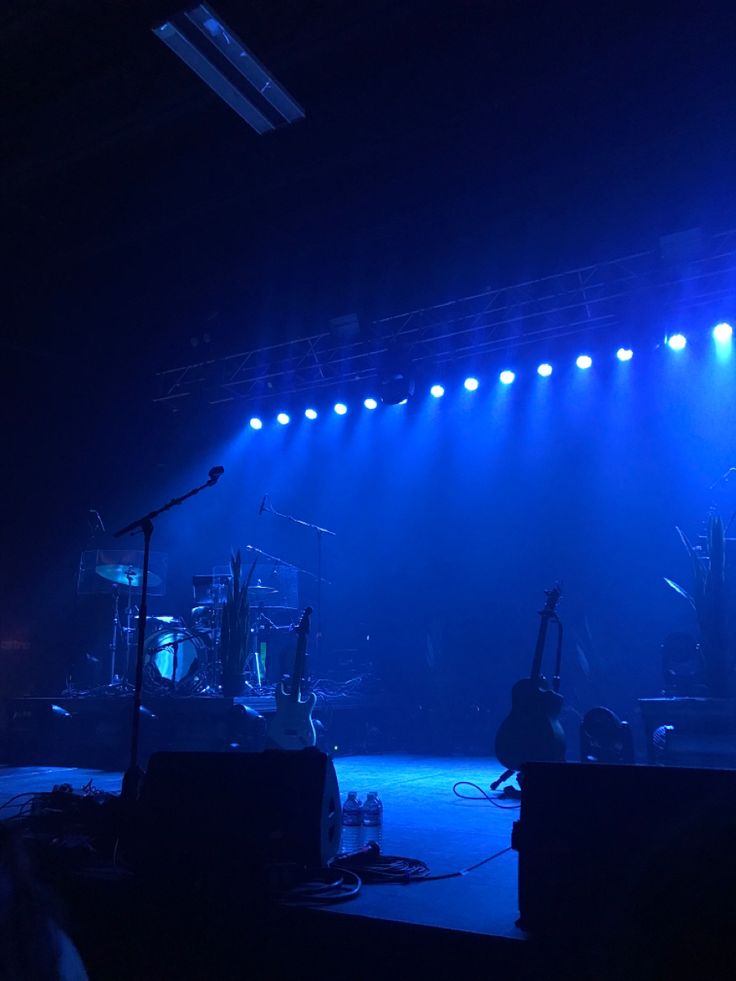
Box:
494;585;566;773
267;606;317;750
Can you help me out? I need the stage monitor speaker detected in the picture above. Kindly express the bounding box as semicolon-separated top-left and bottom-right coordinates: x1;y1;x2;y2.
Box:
137;748;342;885
515;761;736;963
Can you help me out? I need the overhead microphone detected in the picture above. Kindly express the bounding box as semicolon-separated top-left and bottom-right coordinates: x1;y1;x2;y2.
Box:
258;495;268;515
208;466;225;484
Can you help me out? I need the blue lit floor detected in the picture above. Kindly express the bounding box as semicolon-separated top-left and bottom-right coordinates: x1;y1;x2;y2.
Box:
0;755;523;942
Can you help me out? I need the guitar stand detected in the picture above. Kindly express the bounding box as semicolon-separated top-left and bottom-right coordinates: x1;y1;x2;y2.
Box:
491;768;523;800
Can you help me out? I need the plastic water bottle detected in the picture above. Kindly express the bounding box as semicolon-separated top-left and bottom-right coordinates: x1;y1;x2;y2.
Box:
362;791;383;827
342;791;363;826
341;791;364;855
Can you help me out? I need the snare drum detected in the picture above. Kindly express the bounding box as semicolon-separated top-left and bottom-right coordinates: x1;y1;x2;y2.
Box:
144;627;205;691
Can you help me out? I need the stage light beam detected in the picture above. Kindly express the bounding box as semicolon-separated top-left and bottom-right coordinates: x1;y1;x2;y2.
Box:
276;412;290;425
464;377;479;392
305;408;318;420
616;348;634;362
576;355;593;370
499;370;516;385
430;384;445;398
537;363;553;377
249;417;263;430
334;402;348;415
713;322;733;344
364;398;378;410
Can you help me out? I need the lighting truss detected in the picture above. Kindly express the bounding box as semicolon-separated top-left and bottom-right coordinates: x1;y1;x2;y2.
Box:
153;4;304;135
154;228;736;408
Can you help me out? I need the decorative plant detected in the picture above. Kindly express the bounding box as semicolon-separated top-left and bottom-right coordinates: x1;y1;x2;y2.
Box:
665;514;730;695
219;550;257;696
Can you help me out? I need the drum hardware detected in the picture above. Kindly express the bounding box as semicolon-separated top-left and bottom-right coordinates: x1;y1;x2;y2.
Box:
144;627;207;693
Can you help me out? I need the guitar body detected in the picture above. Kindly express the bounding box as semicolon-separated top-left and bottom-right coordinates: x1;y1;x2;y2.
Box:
495;677;565;772
268;684;317;750
267;607;317;750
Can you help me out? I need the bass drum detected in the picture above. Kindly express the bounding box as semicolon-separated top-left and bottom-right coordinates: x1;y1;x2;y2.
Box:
144;627;206;693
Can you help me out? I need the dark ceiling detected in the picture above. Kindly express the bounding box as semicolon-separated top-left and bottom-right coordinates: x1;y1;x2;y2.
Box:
4;0;736;376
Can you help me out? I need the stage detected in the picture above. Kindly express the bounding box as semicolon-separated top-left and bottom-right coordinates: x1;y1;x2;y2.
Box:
0;754;531;978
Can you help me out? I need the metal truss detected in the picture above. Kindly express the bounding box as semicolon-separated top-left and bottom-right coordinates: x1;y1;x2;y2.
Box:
154;228;736;408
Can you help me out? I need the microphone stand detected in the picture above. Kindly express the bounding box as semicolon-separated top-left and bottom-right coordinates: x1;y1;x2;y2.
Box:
114;467;224;802
261;499;335;655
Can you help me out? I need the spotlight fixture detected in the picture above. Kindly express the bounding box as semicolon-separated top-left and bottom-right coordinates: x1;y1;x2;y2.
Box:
363;398;378;410
713;322;733;343
537;363;553;377
430;384;445;398
334;403;348;416
249;417;263;430
305;408;318;420
499;370;516;385
666;333;687;351
616;347;634;362
153;4;304;135
463;376;479;392
276;412;290;425
576;355;592;370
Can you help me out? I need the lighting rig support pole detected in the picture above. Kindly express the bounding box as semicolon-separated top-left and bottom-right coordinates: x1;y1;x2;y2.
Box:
114;466;225;802
261;498;335;656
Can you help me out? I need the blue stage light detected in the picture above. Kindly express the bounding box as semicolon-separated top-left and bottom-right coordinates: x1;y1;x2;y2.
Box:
430;384;445;398
667;333;687;351
576;355;592;370
249;417;263;430
537;363;553;377
499;370;516;385
364;397;378;410
334;402;348;415
463;376;479;392
616;348;633;362
276;412;290;425
713;322;733;344
305;408;318;420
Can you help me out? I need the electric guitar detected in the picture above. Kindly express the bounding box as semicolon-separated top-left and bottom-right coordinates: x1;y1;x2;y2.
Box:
267;607;317;750
494;585;566;773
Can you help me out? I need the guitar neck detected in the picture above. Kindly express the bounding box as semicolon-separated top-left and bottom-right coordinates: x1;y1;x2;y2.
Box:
529;613;553;682
290;638;307;700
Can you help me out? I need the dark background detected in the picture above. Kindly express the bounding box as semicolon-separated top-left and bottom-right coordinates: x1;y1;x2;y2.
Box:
2;1;735;747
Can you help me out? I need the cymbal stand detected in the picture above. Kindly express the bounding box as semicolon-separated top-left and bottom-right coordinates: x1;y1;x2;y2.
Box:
261;498;335;657
124;568;137;682
114;465;225;803
109;585;123;685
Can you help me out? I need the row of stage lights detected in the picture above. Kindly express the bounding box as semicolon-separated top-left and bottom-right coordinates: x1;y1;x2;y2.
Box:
247;323;733;429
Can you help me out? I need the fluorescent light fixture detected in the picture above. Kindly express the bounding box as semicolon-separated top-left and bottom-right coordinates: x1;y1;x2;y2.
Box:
153;4;304;135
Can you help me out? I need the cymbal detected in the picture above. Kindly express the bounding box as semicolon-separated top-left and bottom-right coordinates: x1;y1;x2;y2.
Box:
249;584;278;594
96;564;162;588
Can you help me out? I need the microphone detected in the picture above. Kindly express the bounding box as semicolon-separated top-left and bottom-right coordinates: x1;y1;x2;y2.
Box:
89;509;105;532
258;495;268;515
208;466;225;484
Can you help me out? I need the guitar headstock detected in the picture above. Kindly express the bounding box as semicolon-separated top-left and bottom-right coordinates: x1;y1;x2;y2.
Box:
297;606;313;636
541;583;562;616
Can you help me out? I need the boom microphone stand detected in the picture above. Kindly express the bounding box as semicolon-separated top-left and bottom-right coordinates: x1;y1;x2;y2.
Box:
114;466;225;802
259;497;335;654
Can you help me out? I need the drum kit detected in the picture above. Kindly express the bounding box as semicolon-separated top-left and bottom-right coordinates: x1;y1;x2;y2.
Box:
90;555;294;695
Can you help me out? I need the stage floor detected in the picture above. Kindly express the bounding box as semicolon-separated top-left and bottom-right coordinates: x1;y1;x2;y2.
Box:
0;754;523;943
